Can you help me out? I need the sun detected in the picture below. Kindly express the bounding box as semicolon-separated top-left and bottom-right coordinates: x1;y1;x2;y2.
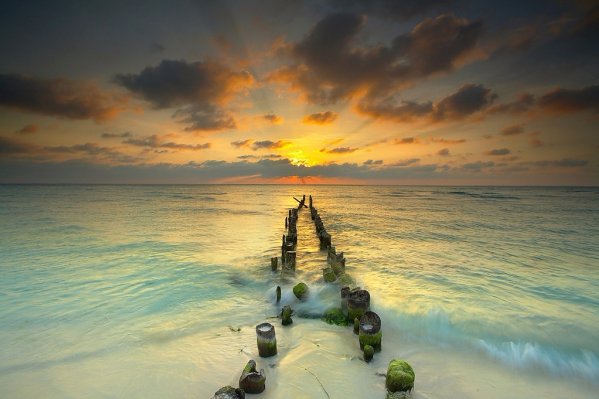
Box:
287;149;316;167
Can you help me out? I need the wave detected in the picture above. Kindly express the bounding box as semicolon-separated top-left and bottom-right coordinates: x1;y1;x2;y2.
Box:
476;340;599;382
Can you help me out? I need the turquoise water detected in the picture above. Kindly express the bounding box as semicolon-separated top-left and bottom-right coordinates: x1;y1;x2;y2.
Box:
0;185;598;398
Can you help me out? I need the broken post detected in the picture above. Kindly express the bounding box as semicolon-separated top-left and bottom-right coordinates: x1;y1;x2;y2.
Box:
211;386;245;399
285;250;296;269
239;360;266;394
281;305;293;325
347;289;370;323
256;323;277;357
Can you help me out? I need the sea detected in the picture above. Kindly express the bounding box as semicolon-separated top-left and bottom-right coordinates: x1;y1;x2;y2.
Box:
0;185;598;398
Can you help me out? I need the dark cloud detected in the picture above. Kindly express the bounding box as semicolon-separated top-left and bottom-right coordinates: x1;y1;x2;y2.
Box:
15;124;39;135
433;84;497;120
123;135;210;151
358;84;496;122
327;0;453;20
390;158;420;167
101;132;132;139
525;158;588;167
237;153;282;160
394;137;420;144
438;148;450;156
321;147;357;154
270;13;483;104
363;159;383;165
500;124;525;136
0;73;126;122
114;59;251;108
0;136;137;163
251;140;291;150
303;111;338;125
263;113;283;124
231;139;252;148
488;93;535;114
114;59;252;131
174;106;236;131
537;85;599;113
463;161;495;171
431;137;466;144
485;148;511;156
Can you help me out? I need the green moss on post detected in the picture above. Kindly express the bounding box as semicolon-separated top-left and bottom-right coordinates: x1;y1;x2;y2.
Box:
386;359;415;393
270;257;278;271
256;323;277;357
281;305;293;326
353;317;360;335
337;273;355;287
212;385;245;399
293;282;308;300
359;311;382;351
323;307;348;326
363;345;374;362
238;360;265;394
323;267;336;283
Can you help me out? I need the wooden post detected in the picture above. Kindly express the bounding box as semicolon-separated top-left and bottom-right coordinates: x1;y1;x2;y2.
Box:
239;360;266;393
271;257;278;271
276;286;281;303
256;323;277;357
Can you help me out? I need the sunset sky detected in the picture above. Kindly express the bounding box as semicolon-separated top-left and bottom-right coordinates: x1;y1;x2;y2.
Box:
0;0;597;184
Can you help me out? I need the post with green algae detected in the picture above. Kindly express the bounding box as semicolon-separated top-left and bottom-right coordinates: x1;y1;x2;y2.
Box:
353;317;360;334
363;345;374;362
276;286;281;303
238;360;266;394
211;385;245;399
358;311;382;352
293;282;308;300
271;257;278;271
347;289;370;323
386;359;415;396
281;305;293;325
256;322;277;357
322;267;336;282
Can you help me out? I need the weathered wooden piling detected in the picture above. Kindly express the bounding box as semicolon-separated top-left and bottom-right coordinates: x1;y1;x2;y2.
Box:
309;195;313;209
328;246;345;275
281;305;293;325
285;250;296;268
239;360;266;393
271;257;278;271
347;289;370;323
359;311;382;352
256;323;277;357
211;386;245;399
276;286;281;303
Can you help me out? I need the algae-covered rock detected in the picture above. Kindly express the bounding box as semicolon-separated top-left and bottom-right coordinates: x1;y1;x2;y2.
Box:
323;307;348;326
281;305;293;326
238;360;265;394
212;385;245;399
363;345;374;362
323;267;336;283
293;282;308;300
386;359;415;393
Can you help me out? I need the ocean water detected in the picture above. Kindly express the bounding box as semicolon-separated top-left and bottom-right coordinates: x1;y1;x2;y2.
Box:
0;185;598;398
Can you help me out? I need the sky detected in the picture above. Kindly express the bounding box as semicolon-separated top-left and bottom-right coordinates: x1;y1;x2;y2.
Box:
0;0;598;185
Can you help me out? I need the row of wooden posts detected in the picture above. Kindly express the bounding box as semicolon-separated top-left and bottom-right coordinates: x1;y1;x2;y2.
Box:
211;195;414;399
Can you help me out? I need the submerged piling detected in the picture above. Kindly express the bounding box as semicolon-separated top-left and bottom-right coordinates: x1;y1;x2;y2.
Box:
281;305;293;325
256;323;277;357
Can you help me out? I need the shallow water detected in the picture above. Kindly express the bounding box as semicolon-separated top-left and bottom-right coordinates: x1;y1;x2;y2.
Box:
0;185;598;398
